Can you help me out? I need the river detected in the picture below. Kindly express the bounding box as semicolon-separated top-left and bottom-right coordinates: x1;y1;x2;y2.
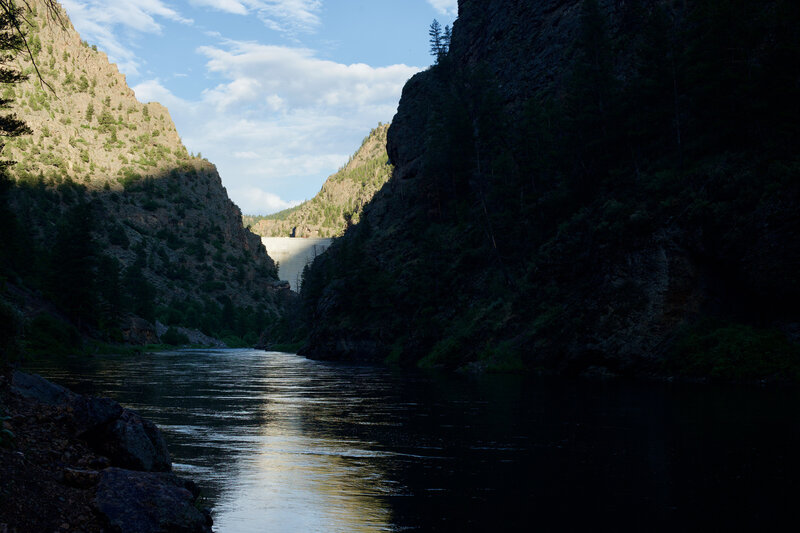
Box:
23;349;800;531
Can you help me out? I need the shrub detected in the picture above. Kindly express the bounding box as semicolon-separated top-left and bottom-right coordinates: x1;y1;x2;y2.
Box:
669;321;800;381
25;314;82;355
161;327;189;346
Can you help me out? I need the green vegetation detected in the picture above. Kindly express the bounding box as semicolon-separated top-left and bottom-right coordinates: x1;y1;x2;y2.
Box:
245;124;392;238
0;168;281;355
300;0;800;378
161;327;190;346
0;3;285;356
428;19;451;63
668;322;800;381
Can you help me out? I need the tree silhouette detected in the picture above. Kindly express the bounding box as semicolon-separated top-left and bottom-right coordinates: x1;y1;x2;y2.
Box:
0;3;31;165
429;19;451;62
0;1;62;164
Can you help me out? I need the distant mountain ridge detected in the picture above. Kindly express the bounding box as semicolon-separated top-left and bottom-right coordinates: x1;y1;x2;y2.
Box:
245;124;392;238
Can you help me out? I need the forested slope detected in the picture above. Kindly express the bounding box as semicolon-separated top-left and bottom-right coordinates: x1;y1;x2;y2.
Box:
0;0;288;358
245;124;392;238
299;0;800;379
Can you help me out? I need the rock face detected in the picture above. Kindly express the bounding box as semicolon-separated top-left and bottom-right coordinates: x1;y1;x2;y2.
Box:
95;468;212;533
4;371;208;532
121;317;160;346
299;0;800;378
0;0;284;347
87;410;172;473
12;371;122;433
246;124;392;238
12;371;170;471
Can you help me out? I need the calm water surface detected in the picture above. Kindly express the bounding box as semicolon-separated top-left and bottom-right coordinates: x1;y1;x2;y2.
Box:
24;349;800;531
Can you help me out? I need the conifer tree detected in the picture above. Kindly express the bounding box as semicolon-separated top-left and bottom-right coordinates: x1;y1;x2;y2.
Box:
0;3;31;165
48;202;98;328
429;19;444;61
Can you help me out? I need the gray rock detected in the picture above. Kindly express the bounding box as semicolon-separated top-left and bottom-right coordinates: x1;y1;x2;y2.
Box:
155;320;227;348
95;468;212;533
121;316;159;345
72;395;125;435
89;411;171;472
12;371;123;435
63;467;100;488
11;371;73;406
12;372;169;472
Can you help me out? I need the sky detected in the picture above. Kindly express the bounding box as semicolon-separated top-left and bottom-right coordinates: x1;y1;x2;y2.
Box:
57;0;458;214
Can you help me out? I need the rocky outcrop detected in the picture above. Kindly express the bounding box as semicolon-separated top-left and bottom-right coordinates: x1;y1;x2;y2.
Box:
12;371;170;471
387;0;581;177
2;370;209;532
1;0;285;347
155;321;227;348
11;371;122;433
300;0;800;378
86;411;171;473
95;468;212;533
121;317;160;346
247;124;392;238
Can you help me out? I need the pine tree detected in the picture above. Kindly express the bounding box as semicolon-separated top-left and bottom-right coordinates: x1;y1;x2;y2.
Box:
48;202;98;328
429;19;444;61
443;25;452;55
0;3;31;165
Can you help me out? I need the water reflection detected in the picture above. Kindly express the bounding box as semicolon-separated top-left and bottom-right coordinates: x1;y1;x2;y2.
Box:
24;349;800;531
215;353;395;532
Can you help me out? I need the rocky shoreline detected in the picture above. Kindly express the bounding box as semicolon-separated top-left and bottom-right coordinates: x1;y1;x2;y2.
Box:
0;368;212;532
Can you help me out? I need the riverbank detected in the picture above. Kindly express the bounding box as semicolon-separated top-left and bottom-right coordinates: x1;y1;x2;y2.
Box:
0;366;212;532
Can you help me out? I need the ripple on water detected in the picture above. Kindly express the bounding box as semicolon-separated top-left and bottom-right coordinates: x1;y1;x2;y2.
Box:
23;348;800;532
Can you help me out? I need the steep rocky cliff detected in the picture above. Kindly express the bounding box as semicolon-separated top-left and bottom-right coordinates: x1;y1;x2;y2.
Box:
299;0;800;379
246;124;392;238
0;0;286;352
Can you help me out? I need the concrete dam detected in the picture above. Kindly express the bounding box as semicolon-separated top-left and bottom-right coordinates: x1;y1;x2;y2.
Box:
261;237;333;291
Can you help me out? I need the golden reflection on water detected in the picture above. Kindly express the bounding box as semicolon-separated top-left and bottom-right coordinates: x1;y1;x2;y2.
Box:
211;378;395;532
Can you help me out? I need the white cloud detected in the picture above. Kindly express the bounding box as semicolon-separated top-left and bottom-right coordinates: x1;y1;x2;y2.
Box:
133;79;189;111
131;41;419;214
234;151;261;159
190;0;322;34
61;0;192;76
255;0;322;34
197;41;418;112
190;0;249;16
233;187;301;214
66;3;420;215
427;0;458;16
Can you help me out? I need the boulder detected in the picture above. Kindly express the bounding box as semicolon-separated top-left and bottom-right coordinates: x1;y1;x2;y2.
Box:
12;372;170;472
120;316;159;345
95;468;212;533
11;371;73;406
71;395;124;435
88;411;171;472
12;371;123;434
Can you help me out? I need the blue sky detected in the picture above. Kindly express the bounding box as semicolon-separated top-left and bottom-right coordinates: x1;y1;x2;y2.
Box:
58;0;458;214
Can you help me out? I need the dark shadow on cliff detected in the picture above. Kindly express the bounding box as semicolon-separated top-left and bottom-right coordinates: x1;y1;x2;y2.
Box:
0;159;292;361
295;0;800;380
